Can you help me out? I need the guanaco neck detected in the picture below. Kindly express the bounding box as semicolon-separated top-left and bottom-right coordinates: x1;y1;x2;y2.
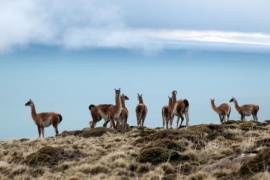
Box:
210;100;218;111
169;98;174;109
121;96;126;108
30;103;38;120
232;99;241;112
172;92;177;106
138;96;144;104
115;93;122;109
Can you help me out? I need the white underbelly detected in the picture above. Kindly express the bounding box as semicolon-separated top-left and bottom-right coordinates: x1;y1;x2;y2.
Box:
114;107;123;119
98;109;109;120
40;118;52;127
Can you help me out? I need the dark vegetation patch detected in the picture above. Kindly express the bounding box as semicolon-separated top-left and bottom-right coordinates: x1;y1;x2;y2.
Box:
83;165;109;175
61;130;83;137
178;125;223;150
132;124;226;149
178;162;200;175
9;167;28;178
128;127;157;138
29;168;44;178
184;124;223;134
256;138;270;147
136;163;151;173
142;139;187;152
0;165;10;176
81;127;117;138
147;129;181;140
132;129;181;146
188;172;208;180
8;151;24;163
60;127;117;138
223;120;241;125
206;132;235;141
23;146;86;167
160;163;175;174
90;165;110;174
138;147;189;165
263;120;270;125
19;138;29;142
137;127;157;137
162;174;177;180
239;147;270;175
212;171;229;179
238;121;266;131
239;122;255;131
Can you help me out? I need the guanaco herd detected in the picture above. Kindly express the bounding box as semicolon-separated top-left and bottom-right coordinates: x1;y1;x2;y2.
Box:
25;89;260;138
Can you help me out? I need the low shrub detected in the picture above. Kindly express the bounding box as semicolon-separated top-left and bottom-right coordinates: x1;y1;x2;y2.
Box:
142;139;187;152
138;147;189;165
240;147;270;175
82;127;116;138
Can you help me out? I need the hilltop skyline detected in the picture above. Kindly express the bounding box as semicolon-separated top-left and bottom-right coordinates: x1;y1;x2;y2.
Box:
1;1;270;139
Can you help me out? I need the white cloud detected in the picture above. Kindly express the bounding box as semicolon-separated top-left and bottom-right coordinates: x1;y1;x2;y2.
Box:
152;30;270;46
0;0;269;53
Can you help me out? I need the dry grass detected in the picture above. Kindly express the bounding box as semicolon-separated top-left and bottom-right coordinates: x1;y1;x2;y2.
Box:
1;121;270;179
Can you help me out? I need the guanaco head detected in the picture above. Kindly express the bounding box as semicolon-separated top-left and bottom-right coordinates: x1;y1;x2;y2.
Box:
172;90;177;95
137;93;143;102
122;94;129;100
115;88;121;95
25;99;33;106
229;97;235;103
89;104;95;110
210;98;215;103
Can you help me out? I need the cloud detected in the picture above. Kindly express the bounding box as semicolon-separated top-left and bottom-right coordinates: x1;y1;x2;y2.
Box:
0;0;269;53
152;30;270;46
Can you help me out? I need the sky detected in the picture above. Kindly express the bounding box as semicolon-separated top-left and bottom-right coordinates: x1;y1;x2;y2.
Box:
0;0;270;140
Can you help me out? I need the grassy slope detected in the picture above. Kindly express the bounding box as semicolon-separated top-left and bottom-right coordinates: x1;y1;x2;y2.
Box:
1;120;270;180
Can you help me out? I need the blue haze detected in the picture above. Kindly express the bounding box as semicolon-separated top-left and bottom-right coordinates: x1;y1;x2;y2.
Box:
0;48;270;140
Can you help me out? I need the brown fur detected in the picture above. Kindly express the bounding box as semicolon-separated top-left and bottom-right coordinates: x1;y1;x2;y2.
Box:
162;96;173;129
171;90;190;128
103;94;129;129
89;104;112;128
25;99;62;138
136;94;148;128
230;97;259;121
119;94;129;130
108;88;122;129
210;98;231;123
